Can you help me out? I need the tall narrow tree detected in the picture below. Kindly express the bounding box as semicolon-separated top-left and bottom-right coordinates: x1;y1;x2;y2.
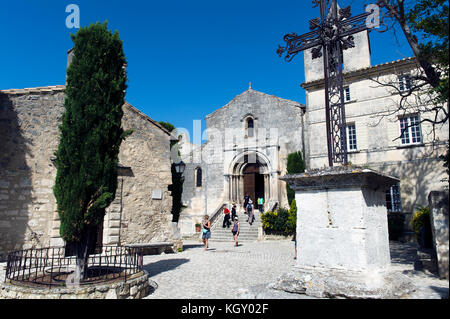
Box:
54;22;129;281
286;151;306;205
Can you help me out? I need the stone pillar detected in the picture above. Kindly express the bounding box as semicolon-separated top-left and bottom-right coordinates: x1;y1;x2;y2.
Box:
428;190;449;280
277;166;415;298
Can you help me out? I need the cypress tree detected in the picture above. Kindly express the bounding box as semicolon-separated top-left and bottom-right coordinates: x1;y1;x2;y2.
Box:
53;22;129;281
286;151;306;205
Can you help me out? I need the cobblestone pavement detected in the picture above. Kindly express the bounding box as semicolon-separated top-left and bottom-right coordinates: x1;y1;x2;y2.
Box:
142;240;310;299
0;240;448;299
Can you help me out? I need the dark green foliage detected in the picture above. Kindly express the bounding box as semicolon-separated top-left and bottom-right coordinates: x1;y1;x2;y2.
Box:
410;206;433;248
158;121;184;222
261;200;297;236
387;212;405;241
408;0;449;122
54;22;129;244
158;121;175;133
158;121;178;148
169;163;184;222
286;151;306;205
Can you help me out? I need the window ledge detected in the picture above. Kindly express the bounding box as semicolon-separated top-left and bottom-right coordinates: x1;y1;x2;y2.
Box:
347;149;360;154
396;143;425;149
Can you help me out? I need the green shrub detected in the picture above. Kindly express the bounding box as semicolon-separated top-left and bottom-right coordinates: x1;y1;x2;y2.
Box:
410;206;433;247
410;206;430;240
261;199;297;235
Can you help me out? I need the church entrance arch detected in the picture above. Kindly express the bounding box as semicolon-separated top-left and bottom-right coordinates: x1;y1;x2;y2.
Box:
243;163;264;205
228;152;271;208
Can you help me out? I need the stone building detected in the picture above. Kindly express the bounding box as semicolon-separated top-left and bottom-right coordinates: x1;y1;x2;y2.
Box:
302;31;449;225
0;85;178;260
177;86;305;236
178;31;448;237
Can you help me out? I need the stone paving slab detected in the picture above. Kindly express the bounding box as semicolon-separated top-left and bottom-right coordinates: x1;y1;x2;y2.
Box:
142;240;306;299
0;240;448;299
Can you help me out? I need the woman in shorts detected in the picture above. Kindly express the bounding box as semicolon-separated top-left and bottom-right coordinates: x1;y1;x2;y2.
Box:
202;215;211;250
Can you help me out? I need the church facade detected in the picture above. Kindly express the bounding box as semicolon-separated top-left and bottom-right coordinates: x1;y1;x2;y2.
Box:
178;31;449;237
177;87;305;236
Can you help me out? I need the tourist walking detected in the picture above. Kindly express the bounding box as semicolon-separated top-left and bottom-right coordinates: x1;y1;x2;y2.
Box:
247;200;254;225
231;203;237;221
202;215;211;251
223;205;231;228
243;194;250;214
232;217;240;247
257;197;264;212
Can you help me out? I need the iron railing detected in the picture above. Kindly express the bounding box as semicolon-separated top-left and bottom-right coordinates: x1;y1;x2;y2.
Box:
5;246;143;288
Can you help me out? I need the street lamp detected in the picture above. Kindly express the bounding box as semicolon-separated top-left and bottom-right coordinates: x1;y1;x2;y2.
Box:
174;161;186;175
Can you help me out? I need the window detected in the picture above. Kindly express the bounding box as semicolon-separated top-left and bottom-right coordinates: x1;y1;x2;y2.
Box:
347;124;357;151
344;86;351;102
245;117;254;138
399;115;422;145
195;167;202;187
398;74;412;92
386;183;402;212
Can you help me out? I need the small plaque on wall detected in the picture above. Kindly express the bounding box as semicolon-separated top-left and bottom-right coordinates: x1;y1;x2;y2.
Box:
152;189;162;200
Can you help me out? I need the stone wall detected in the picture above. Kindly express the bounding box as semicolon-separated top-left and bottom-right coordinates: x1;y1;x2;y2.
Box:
0;271;149;299
0;86;176;260
428;190;449;279
0;88;65;258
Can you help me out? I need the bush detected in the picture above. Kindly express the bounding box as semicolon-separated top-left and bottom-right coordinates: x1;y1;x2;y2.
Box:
410;206;433;248
387;212;405;240
261;200;297;235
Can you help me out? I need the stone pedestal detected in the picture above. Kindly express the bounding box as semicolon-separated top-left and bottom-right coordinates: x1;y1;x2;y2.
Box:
428;191;449;280
278;166;414;298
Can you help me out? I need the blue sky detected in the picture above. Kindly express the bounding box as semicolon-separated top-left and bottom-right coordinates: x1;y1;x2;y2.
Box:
0;0;413;138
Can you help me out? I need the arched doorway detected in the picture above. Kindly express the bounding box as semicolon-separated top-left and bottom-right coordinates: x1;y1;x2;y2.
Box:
228;152;272;208
243;163;264;204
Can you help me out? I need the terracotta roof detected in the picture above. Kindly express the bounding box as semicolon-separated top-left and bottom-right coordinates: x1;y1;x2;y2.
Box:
0;85;176;139
301;57;418;89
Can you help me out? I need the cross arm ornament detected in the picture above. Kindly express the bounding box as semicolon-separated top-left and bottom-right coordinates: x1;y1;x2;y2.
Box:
277;29;322;62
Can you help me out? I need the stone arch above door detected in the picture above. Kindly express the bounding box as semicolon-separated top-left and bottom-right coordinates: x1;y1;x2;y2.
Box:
227;150;274;207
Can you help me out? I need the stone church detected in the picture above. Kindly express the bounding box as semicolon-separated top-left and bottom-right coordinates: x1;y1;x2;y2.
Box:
178;30;449;237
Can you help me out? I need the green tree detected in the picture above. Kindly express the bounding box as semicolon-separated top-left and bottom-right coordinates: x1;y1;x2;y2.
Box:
53;22;130;281
286;151;306;205
158;121;184;222
372;0;449;175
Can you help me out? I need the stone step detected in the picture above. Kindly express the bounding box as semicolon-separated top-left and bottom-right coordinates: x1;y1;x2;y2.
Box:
211;212;262;242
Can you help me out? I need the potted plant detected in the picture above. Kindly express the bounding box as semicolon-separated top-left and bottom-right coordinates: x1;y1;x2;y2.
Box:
195;223;202;233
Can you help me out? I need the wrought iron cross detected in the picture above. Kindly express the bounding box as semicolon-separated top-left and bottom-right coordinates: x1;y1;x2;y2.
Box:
277;0;372;166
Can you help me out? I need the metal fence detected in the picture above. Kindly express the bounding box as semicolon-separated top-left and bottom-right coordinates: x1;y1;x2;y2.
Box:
5;246;143;288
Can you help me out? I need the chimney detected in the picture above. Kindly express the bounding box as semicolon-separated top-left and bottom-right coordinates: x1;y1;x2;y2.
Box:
66;48;74;84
